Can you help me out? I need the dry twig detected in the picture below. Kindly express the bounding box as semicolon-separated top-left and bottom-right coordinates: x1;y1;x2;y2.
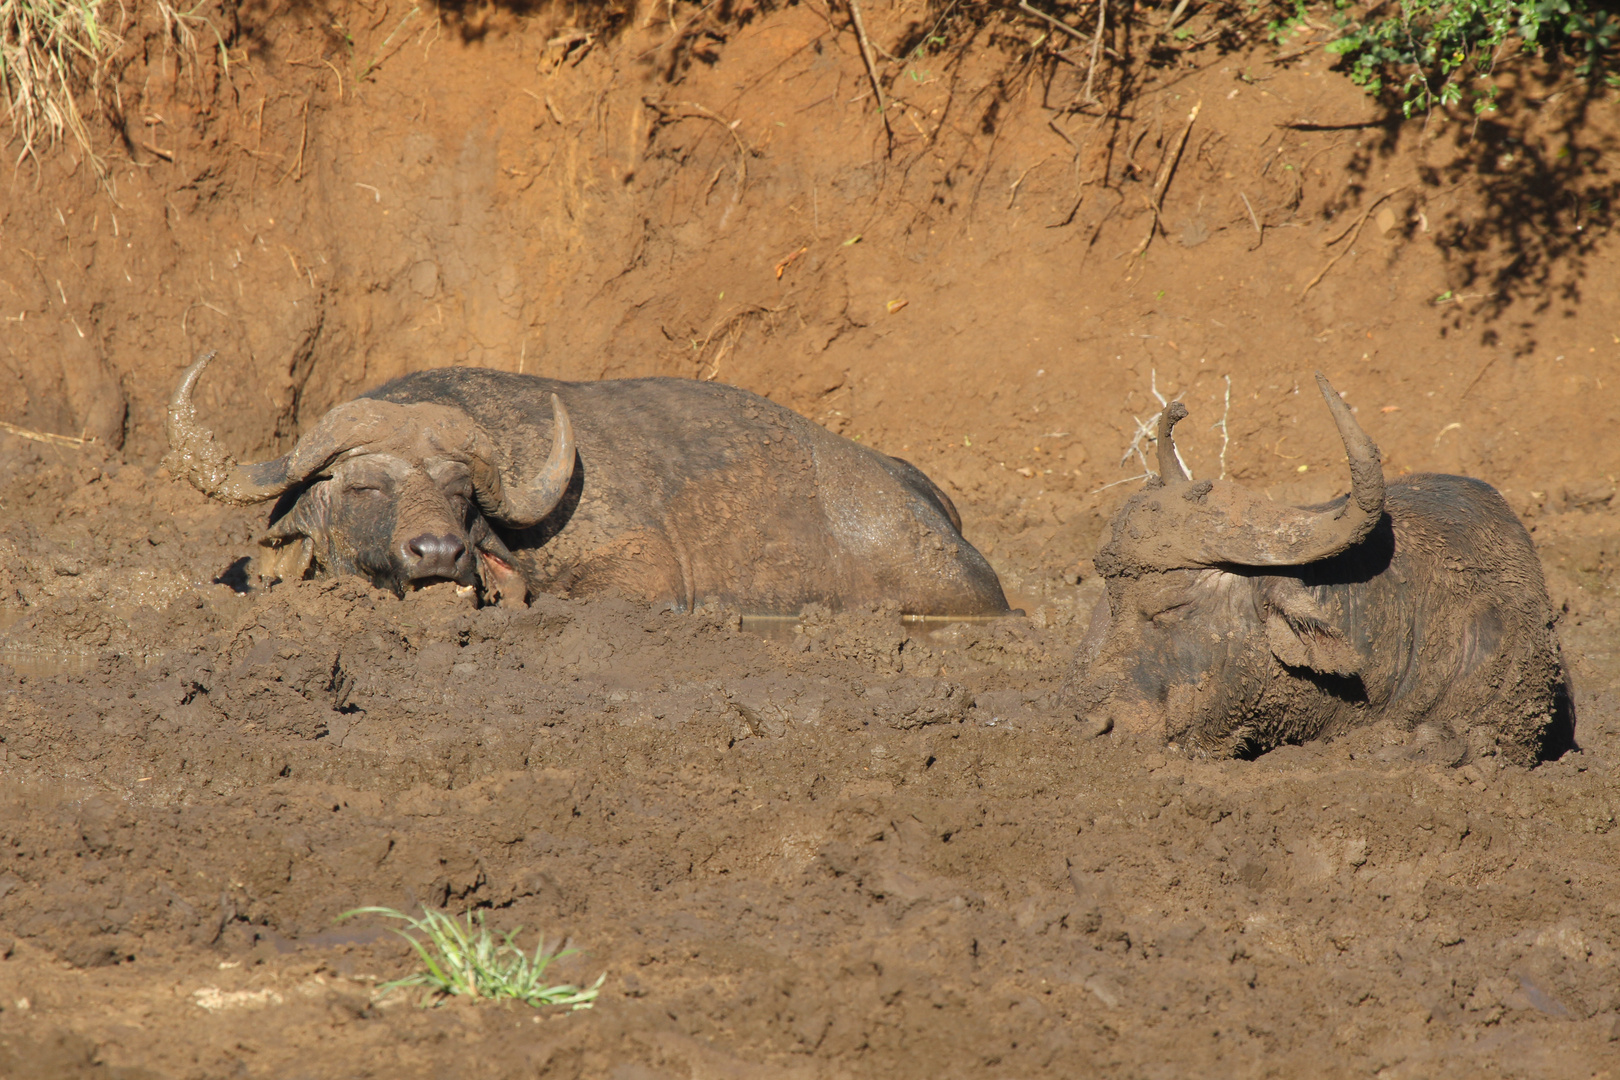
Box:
1008;154;1054;207
692;304;784;381
1239;190;1261;249
277;97;310;183
644;99;753;185
1161;0;1192;38
1116;369;1186;476
1301;188;1399;297
1017;0;1090;46
1083;0;1106;105
845;0;894;150
0;420;86;448
1126;100;1200;261
359;5;421;80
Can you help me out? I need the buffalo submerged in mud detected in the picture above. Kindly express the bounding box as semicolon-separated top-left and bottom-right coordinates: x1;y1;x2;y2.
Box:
166;354;1009;616
1064;374;1568;765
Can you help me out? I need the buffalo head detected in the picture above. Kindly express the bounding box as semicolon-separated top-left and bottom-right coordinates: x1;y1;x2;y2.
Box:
1068;374;1386;754
166;352;574;601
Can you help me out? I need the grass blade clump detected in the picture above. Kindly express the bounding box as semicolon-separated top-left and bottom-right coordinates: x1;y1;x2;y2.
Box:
338;905;604;1010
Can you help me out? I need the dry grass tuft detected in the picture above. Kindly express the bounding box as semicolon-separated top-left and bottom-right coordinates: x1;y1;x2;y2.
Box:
0;0;119;171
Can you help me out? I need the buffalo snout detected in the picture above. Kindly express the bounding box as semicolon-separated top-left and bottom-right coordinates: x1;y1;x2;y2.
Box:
401;532;470;582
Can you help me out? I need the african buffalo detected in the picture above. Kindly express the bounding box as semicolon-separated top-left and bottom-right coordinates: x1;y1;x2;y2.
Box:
1062;374;1567;765
166;354;1010;616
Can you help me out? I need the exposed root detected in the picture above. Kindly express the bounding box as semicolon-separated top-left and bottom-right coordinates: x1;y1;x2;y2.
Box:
1126;99;1200;263
690;304;788;382
1211;373;1231;480
1300;188;1400;298
645;97;754;188
845;0;894;152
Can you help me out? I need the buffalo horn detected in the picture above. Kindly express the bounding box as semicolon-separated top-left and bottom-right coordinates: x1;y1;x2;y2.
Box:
1156;401;1191;483
166;352;302;504
1314;371;1385;518
1183;373;1385;568
467;393;576;528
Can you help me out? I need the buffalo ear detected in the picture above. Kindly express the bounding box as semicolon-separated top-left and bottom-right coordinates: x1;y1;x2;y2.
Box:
1263;579;1362;677
477;551;528;607
253;484;328;586
468;518;528;606
255;536;313;586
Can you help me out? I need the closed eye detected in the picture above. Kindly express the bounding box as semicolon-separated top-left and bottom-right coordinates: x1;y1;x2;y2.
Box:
1147;601;1194;624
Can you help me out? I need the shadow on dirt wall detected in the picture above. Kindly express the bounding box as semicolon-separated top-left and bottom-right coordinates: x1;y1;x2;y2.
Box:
866;0;1617;344
227;0;766;54
1293;65;1617;341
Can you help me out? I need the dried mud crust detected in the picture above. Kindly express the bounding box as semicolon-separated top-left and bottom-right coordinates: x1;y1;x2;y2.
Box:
2;447;1620;1078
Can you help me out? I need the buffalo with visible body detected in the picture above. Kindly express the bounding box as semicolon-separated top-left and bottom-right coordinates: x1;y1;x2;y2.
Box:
1063;374;1567;764
167;356;1010;616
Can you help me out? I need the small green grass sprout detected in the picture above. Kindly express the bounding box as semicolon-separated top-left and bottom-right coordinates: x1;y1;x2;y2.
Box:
338;905;604;1010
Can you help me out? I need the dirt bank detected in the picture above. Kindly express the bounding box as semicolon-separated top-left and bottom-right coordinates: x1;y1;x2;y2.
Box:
3;0;1619;1075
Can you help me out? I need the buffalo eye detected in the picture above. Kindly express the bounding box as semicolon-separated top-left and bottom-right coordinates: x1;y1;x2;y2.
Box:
438;480;475;519
1145;599;1193;626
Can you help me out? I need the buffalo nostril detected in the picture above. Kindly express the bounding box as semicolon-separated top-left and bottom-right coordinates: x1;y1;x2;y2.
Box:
404;534;467;576
407;535;464;560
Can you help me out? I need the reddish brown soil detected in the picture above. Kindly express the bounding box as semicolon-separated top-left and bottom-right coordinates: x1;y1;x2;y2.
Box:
3;0;1619;1076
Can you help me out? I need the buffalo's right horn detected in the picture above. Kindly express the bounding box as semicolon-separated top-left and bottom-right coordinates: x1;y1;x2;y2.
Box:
166;352;301;504
1182;373;1386;568
466;394;576;528
1314;371;1385;520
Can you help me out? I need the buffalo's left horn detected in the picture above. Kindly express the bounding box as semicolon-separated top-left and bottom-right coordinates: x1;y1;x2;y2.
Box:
1157;401;1191;483
166;352;302;504
467;393;576;528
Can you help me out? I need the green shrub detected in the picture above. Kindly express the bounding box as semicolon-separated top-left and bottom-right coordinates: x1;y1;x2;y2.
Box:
1313;0;1618;116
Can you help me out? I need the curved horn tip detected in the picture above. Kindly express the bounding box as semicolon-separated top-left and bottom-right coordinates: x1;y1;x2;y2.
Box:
182;349;219;382
165;350;297;505
1314;371;1340;401
1156;400;1191;483
480;392;576;528
171;350;219;407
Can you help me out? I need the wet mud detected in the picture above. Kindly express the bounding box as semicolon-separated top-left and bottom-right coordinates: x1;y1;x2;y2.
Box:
2;442;1619;1078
